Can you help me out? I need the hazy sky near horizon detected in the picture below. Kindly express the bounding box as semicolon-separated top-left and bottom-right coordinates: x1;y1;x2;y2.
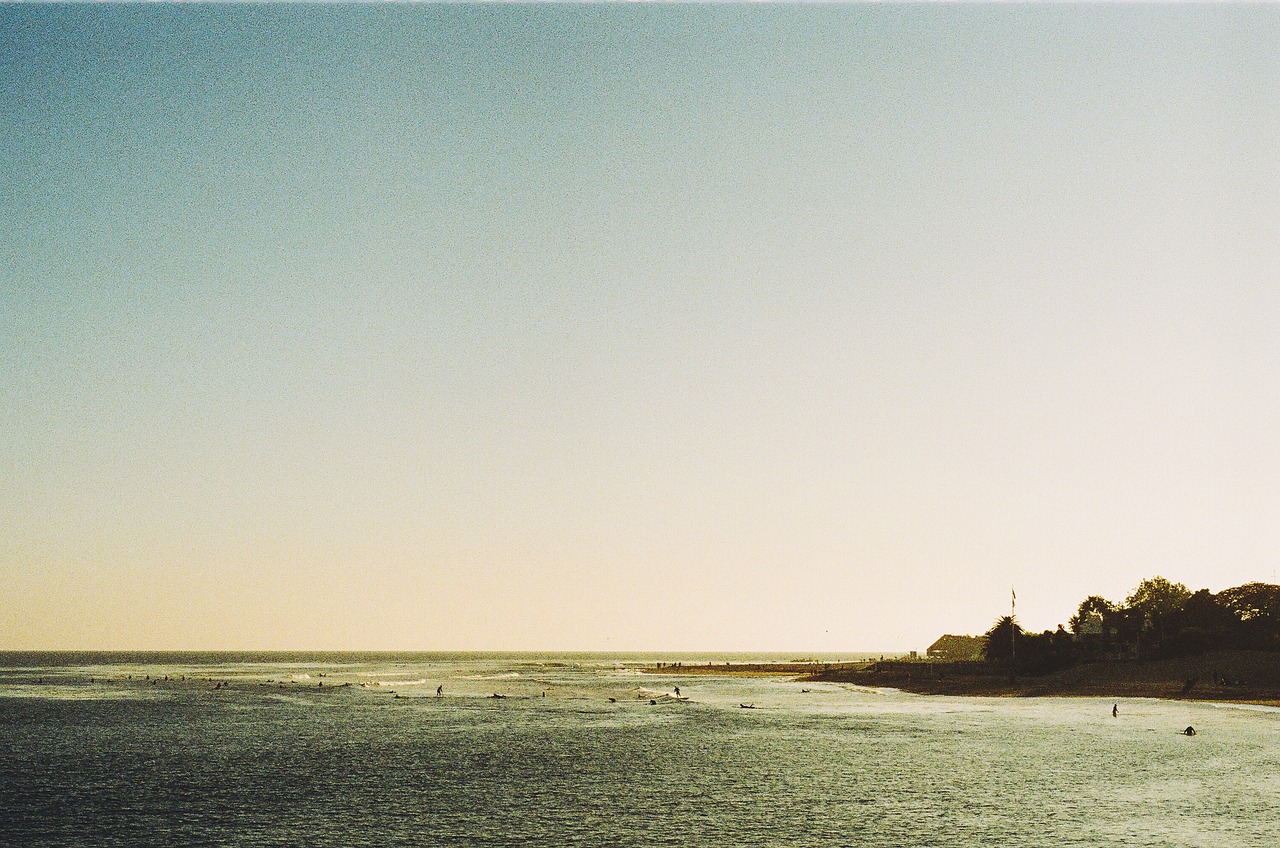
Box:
3;4;1278;652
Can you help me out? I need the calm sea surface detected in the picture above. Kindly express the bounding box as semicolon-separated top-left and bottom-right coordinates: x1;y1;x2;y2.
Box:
2;652;1277;847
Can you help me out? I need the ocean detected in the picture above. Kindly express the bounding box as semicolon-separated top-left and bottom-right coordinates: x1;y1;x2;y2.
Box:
2;652;1277;847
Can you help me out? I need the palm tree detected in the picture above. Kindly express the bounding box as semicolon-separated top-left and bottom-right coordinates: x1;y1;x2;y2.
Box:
982;615;1023;663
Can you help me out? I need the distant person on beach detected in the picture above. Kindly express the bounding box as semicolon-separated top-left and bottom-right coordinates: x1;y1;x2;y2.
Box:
1113;704;1118;718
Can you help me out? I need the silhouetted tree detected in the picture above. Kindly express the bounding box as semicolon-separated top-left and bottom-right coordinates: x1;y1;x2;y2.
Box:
1126;577;1191;618
977;578;1280;674
1216;582;1280;621
1217;582;1280;649
1125;576;1191;655
1163;589;1237;656
1021;627;1076;674
981;616;1022;663
1068;595;1115;644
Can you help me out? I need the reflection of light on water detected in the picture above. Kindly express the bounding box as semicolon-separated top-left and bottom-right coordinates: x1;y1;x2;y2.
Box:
0;685;166;701
3;654;1279;846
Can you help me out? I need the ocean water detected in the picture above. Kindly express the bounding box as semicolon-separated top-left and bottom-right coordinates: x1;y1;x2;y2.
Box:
1;652;1278;847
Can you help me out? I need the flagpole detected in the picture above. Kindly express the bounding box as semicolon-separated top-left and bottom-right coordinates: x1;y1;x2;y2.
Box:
1011;586;1016;663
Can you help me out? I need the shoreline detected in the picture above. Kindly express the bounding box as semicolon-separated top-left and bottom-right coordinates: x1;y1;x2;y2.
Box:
645;650;1280;707
644;661;870;677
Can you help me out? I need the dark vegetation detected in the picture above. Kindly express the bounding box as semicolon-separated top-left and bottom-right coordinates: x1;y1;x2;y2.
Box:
983;577;1280;677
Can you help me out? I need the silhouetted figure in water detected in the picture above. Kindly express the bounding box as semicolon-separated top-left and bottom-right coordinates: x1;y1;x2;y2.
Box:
674;686;680;697
1113;704;1118;718
1184;726;1197;736
436;685;443;697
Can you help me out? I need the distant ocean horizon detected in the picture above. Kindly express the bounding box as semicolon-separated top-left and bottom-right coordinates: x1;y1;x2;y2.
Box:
0;649;901;667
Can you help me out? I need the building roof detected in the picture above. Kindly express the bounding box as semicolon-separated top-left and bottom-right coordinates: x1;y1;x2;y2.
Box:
926;634;984;660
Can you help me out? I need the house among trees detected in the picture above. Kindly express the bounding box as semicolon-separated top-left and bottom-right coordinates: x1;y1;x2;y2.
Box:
927;634;984;661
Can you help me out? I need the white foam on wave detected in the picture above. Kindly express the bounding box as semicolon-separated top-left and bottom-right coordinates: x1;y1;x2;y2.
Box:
461;672;521;680
636;688;687;701
839;685;895;696
362;678;429;687
1208;701;1280;714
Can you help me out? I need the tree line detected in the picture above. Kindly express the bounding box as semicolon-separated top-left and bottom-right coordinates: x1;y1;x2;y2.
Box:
982;577;1280;675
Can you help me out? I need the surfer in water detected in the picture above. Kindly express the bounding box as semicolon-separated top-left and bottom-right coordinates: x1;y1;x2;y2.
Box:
436;685;443;697
1112;704;1118;718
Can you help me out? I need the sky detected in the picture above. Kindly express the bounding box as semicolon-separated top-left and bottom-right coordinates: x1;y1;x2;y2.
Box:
2;3;1278;652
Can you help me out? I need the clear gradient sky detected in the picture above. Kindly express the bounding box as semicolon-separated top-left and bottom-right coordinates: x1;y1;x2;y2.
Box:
2;4;1278;652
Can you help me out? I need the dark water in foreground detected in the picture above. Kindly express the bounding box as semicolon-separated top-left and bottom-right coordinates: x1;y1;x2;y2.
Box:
2;653;1278;846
